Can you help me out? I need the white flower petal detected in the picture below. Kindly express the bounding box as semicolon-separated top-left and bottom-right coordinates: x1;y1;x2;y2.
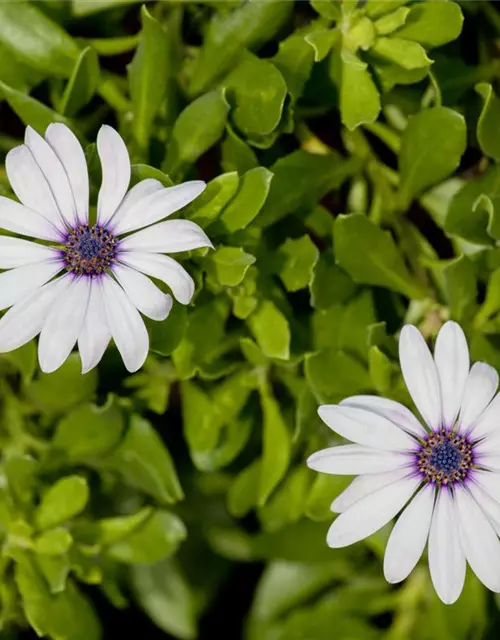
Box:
0;237;57;268
25;126;77;227
112;263;173;321
0;261;62;311
428;488;465;605
112;181;206;236
468;479;500;536
384;484;435;584
434;321;469;429
399;325;442;430
97;125;130;226
458;362;498;434
307;445;410;475
38;276;91;373
108;179;163;229
468;393;500;440
119;251;194;305
318;405;416;452
0;197;62;241
78;281;111;374
5;145;65;231
101;276;149;372
455;484;500;592
470;470;500;504
120;219;213;253
472;436;500;457
326;474;419;548
341;395;427;439
331;468;411;513
0;276;71;353
45;123;89;225
479;455;500;473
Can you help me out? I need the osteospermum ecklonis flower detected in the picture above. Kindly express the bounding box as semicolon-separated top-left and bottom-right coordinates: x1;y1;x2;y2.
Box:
307;321;500;604
0;124;212;373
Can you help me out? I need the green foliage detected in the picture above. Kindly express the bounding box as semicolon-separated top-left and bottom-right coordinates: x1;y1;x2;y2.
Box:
0;0;496;638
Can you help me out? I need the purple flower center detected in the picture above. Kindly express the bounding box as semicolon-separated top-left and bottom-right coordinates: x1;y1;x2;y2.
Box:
64;224;117;276
417;430;473;485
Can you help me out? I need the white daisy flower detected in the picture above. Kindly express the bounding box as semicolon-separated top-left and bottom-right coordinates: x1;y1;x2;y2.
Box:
0;124;211;374
307;321;500;604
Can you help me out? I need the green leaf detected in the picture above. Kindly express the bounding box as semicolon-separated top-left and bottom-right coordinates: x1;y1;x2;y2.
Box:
164;89;229;177
15;556;101;640
0;2;78;77
4;341;37;384
445;165;500;245
396;0;463;48
278;236;319;292
369;55;428;91
369;346;392;394
60;46;99;116
305;28;339;62
442;255;477;321
211;246;256;287
374;7;410;35
258;467;310;533
258;150;360;228
248;561;343;634
149;303;188;357
107;510;186;564
224;53;287;142
476;83;500;162
183;172;239;227
0;80;74;135
257;385;291;507
272;35;315;100
371;36;432;70
312;291;376;358
475;268;500;327
228;461;261;517
306;474;351;521
99;415;184;504
311;0;342;20
305;348;370;403
249;301;291;360
96;507;152;545
34;529;73;556
173;298;230;379
131;558;197;640
334;214;427;298
28;354;97;415
310;251;356;309
131;163;173;187
35;476;89;530
337;50;381;131
36;554;70;594
366;0;409;19
221;126;259;174
399;106;466;205
182;372;255;471
72;0;141;16
0;41;43;92
188;0;293;95
5;454;37;506
128;6;169;150
52;397;124;461
219;167;273;232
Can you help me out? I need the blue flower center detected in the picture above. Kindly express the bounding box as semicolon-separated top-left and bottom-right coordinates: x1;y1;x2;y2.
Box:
429;441;462;473
64;224;116;276
417;430;473;485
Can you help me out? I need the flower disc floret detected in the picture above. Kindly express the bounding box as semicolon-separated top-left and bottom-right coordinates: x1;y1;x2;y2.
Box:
63;224;117;276
416;429;473;485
